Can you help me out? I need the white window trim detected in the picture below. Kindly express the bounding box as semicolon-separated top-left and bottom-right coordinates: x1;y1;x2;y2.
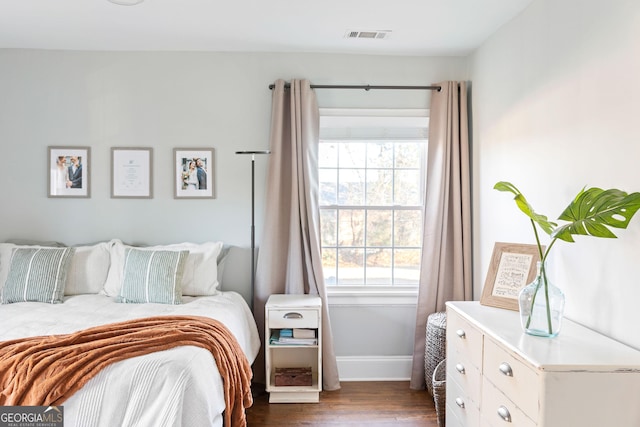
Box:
320;108;428;302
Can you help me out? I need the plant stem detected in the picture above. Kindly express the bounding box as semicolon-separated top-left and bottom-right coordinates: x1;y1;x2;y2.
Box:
526;220;557;334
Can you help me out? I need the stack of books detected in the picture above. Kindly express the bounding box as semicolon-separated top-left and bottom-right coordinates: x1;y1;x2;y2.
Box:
270;328;317;345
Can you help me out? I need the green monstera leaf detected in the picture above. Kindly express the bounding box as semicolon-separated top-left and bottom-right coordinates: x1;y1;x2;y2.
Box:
493;181;557;236
495;181;640;254
553;187;640;242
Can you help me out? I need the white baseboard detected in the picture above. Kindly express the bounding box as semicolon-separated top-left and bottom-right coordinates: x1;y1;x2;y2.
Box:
336;355;413;381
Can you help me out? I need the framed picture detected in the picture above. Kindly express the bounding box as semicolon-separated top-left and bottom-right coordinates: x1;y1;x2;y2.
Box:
174;148;215;199
48;146;91;198
480;242;543;311
111;147;153;199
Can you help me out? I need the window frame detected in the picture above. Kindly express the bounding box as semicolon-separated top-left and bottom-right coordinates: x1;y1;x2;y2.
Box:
318;108;428;299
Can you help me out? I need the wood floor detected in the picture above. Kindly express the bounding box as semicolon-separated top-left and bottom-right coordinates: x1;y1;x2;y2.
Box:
246;381;440;426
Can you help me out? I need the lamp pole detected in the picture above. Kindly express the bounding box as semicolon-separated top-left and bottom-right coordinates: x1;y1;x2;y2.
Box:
235;150;270;309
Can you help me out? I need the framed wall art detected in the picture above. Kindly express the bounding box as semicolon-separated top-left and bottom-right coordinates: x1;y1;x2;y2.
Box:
480;242;543;311
111;147;153;199
174;148;215;199
48;146;91;198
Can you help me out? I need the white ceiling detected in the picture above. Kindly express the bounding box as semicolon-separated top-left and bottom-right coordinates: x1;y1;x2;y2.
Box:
0;0;535;56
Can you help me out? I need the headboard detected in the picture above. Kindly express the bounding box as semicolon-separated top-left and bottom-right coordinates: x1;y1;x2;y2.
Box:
217;245;253;309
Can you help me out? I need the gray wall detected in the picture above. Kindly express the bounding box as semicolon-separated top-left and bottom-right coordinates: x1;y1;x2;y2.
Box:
470;0;640;350
0;49;468;379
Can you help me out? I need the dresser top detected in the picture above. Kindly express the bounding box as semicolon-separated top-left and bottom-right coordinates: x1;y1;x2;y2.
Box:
447;301;640;372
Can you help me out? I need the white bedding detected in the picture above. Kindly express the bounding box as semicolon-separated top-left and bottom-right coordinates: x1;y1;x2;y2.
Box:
0;292;261;427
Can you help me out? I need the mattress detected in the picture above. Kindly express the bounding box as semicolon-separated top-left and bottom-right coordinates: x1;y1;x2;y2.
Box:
0;292;261;427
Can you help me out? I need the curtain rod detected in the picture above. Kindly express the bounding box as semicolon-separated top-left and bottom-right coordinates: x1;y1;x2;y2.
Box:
268;83;441;91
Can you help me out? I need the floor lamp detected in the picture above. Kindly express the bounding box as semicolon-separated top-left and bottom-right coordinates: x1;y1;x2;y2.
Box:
235;150;270;310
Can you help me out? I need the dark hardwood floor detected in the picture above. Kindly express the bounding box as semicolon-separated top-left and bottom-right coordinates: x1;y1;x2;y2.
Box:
246;381;440;426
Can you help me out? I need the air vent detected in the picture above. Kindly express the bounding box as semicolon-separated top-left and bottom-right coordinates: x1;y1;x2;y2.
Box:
345;30;392;40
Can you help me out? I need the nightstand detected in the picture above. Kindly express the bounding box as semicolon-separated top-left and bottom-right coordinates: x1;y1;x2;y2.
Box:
265;294;322;403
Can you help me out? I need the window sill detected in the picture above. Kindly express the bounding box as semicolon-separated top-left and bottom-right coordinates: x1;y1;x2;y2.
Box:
326;288;418;306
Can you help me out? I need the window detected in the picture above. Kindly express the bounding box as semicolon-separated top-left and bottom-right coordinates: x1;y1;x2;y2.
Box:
319;109;428;291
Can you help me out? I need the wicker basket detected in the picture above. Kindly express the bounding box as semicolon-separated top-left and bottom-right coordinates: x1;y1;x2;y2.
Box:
432;359;447;427
424;311;447;396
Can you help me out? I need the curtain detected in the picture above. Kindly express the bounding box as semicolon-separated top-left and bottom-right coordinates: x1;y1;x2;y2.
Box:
253;79;341;391
410;81;472;390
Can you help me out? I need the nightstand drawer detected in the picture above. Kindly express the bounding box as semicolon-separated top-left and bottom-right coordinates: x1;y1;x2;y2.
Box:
483;336;538;421
447;309;482;370
268;309;319;329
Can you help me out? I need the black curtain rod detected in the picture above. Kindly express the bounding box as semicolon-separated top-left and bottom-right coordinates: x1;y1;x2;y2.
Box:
268;83;441;92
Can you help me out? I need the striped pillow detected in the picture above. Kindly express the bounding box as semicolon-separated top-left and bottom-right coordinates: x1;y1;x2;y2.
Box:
1;247;75;304
117;248;188;304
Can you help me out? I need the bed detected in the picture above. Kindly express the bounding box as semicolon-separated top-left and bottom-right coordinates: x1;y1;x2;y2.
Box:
0;239;261;427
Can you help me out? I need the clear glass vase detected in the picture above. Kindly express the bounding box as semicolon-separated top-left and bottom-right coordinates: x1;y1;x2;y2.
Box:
518;261;565;337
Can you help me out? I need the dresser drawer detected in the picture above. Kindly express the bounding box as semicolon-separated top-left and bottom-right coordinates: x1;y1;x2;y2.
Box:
483;337;539;421
446;308;483;370
481;377;536;427
446;372;480;427
447;348;481;407
268;309;319;329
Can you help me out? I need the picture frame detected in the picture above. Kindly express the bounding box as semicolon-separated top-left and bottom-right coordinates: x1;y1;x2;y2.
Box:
111;147;153;199
47;146;91;198
174;148;215;199
480;242;543;311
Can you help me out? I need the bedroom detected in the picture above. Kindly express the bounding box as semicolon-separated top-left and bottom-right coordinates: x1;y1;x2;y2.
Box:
1;0;639;426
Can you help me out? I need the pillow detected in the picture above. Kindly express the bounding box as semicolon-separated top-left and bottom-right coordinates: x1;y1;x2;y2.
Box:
65;242;111;295
103;239;223;297
116;248;188;304
1;247;75;304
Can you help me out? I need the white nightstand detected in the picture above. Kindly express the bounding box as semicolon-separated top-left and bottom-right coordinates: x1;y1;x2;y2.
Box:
265;294;322;403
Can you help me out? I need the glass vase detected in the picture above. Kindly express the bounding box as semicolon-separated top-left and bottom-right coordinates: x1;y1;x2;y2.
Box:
518;261;565;337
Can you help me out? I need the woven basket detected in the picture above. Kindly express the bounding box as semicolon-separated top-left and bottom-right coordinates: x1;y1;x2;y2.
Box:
432;359;447;427
424;311;447;396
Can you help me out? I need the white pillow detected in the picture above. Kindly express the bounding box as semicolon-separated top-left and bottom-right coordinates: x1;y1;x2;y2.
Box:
65;242;111;295
102;239;223;297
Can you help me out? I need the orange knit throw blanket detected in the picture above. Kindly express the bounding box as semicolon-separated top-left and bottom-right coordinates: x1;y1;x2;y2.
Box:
0;315;253;427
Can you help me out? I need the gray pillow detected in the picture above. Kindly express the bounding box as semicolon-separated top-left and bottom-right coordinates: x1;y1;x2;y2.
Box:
117;248;188;304
1;247;75;304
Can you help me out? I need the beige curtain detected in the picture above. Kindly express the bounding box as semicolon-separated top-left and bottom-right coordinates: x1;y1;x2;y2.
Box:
410;81;472;390
253;79;340;391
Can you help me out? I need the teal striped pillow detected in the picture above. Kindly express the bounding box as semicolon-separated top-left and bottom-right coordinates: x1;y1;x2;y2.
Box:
117;248;188;304
1;247;75;304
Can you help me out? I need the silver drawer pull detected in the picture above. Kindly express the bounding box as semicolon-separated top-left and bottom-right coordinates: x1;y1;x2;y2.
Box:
455;363;466;374
455;397;465;409
497;405;512;422
283;312;303;319
456;329;466;339
499;362;513;377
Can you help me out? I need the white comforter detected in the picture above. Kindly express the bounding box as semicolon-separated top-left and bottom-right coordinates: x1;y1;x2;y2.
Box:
0;292;261;427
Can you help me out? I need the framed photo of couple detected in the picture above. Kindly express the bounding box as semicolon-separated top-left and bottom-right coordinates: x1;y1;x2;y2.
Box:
47;146;91;198
173;148;215;199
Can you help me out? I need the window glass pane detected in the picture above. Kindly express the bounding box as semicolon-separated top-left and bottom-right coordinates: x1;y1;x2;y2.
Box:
367;210;392;246
394;210;422;247
365;169;393;206
394;249;421;285
366;248;392;285
320;209;337;246
338;209;364;246
339;142;366;168
322;248;337;285
337;248;364;285
394;169;421;205
367;142;393;168
319;142;338;168
319;168;337;205
338;169;365;205
395;142;423;168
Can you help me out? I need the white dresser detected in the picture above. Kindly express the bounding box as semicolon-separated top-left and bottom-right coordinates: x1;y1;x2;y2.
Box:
445;301;640;427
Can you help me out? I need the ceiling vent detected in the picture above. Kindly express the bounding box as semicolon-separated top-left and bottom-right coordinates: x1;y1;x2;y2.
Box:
345;30;392;40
